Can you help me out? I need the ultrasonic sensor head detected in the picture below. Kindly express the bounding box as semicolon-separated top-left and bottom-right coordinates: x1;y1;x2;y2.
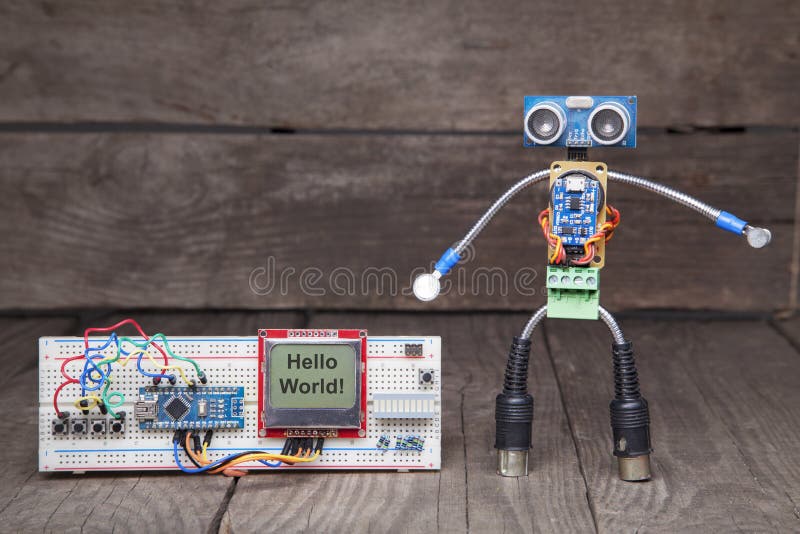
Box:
523;96;636;148
588;102;631;146
524;102;566;145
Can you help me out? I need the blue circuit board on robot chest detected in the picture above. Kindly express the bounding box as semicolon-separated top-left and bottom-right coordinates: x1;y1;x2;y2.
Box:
551;175;601;246
135;386;245;430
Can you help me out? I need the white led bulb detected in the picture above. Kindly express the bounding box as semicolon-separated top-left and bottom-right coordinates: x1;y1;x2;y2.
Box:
413;272;441;302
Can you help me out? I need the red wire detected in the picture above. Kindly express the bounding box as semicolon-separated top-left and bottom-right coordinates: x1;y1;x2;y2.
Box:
53;318;170;417
52;380;79;417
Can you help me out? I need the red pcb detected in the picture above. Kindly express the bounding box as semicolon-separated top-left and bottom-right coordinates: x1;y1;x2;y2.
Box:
257;329;368;439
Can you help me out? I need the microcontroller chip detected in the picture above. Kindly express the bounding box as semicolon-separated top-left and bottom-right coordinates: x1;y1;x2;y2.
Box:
567;197;582;210
561;226;575;235
164;396;190;421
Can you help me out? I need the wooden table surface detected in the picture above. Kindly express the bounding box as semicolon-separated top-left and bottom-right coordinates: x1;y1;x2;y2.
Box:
2;311;798;533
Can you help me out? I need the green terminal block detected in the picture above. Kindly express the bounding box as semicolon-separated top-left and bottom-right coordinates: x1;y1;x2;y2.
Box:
546;266;600;320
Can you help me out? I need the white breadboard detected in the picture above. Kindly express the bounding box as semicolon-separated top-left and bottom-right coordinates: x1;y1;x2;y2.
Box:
39;335;441;473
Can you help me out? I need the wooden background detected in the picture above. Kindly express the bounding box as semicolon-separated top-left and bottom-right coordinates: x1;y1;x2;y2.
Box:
0;1;797;313
1;3;800;533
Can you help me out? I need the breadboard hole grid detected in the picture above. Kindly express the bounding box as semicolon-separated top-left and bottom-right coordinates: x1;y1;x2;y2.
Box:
39;336;441;472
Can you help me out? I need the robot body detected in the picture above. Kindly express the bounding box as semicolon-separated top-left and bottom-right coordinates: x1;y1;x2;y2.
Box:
412;96;771;482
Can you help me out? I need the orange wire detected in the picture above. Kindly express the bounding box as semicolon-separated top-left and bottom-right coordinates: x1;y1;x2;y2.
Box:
538;209;565;264
538;204;620;266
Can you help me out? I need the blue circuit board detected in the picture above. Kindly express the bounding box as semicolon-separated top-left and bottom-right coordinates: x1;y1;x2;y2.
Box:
136;386;245;430
551;174;601;247
523;95;637;148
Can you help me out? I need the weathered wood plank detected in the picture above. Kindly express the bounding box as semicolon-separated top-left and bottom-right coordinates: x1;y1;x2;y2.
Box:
0;311;304;533
774;316;800;351
0;316;75;389
679;321;800;524
545;318;800;532
0;130;794;312
224;312;595;533
0;1;797;128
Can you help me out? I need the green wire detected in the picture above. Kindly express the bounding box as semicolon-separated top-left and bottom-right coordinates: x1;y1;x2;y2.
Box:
90;332;206;419
118;333;205;376
95;342;122;367
149;333;204;375
101;379;125;419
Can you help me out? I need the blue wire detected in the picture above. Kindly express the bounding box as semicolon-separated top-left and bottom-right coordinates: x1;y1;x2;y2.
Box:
80;335;115;390
120;337;176;382
80;355;112;392
259;460;282;468
172;440;257;474
136;351;175;381
78;332;177;398
79;334;118;394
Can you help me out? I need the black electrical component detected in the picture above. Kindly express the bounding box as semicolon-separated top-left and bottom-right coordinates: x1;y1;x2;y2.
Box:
203;430;214;448
609;341;652;481
494;336;534;477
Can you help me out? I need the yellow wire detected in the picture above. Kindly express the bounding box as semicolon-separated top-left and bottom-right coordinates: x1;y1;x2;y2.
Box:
548;234;563;264
119;349;193;385
208;452;320;473
73;394;103;410
183;432;319;474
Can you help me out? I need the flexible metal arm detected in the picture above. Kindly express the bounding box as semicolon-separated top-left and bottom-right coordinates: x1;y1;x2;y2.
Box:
520;305;548;340
411;169;549;301
454;169;550;256
598;306;626;344
607;170;772;249
518;304;625;343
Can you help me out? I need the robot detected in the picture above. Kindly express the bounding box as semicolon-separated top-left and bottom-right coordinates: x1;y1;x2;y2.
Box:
411;95;772;482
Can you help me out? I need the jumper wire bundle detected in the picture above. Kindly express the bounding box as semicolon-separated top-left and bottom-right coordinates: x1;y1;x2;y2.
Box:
174;432;324;475
538;205;621;265
52;318;206;420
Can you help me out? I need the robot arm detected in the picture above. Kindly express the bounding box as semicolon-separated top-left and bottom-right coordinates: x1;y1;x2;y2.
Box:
412;169;550;301
607;170;772;249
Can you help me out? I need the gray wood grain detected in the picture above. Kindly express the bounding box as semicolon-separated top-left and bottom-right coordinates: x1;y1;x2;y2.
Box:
0;130;794;312
0;1;797;128
0;312;304;533
545;318;800;532
0;317;75;390
774;316;800;351
223;312;595;533
678;321;800;526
